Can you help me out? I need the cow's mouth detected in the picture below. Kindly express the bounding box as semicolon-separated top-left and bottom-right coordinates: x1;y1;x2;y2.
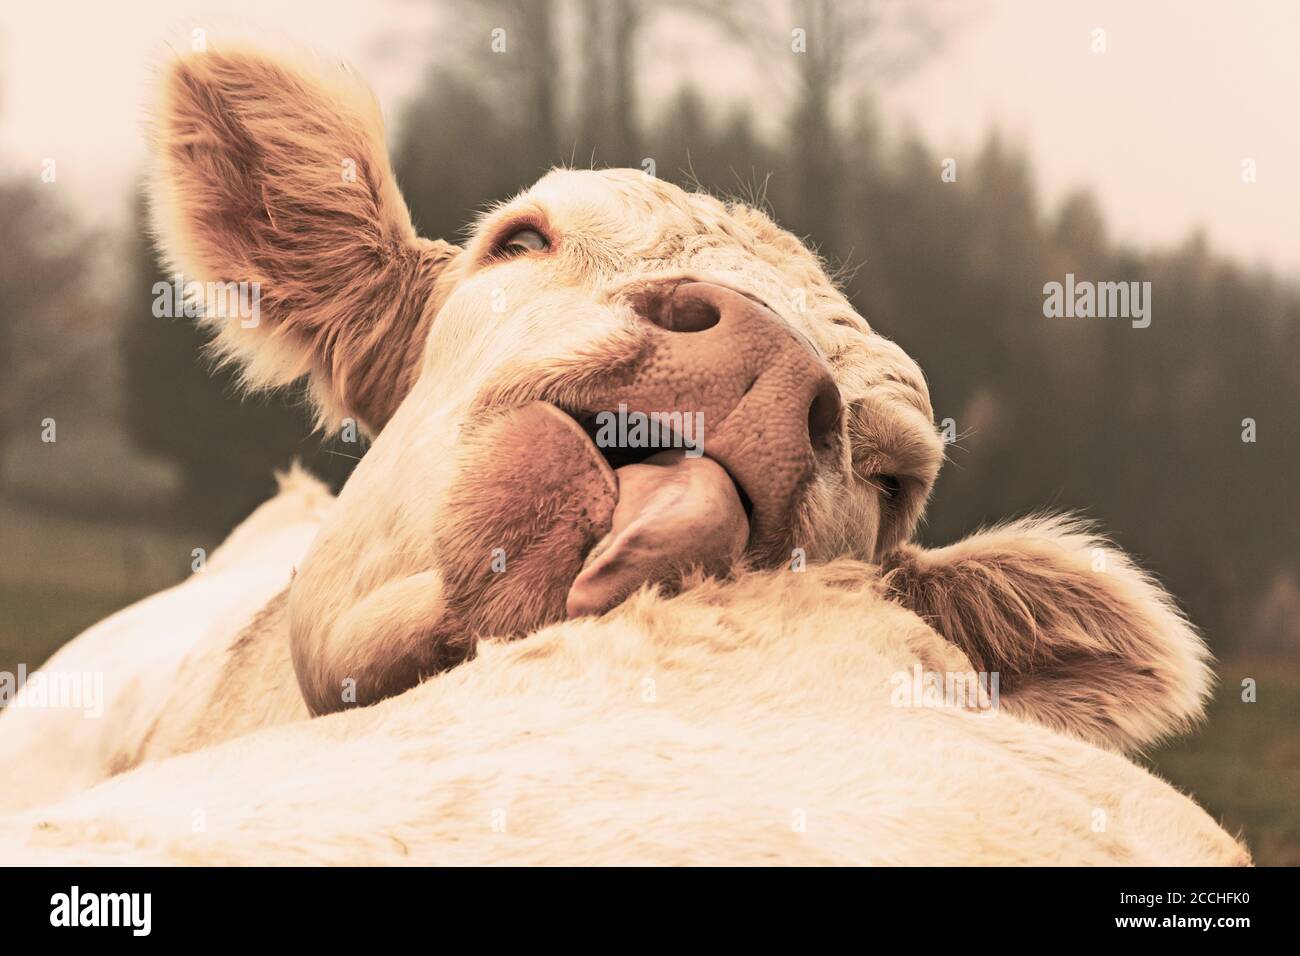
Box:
479;280;842;623
541;402;752;617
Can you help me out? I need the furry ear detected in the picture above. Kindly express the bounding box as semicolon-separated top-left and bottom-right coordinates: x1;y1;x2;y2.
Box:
881;515;1213;752
150;48;462;432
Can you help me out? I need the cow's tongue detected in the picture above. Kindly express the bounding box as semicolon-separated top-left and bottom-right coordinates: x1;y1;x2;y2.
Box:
565;449;749;618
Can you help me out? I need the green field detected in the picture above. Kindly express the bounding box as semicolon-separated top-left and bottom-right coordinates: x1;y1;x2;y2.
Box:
3;586;1296;864
1146;657;1300;866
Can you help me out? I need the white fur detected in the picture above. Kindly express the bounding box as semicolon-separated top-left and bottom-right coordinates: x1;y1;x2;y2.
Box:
0;467;330;813
1;559;1246;865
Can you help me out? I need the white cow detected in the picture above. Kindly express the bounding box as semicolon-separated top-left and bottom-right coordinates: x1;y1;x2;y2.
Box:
0;47;1249;865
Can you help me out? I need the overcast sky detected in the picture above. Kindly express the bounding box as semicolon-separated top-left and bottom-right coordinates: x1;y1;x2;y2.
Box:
2;0;1296;275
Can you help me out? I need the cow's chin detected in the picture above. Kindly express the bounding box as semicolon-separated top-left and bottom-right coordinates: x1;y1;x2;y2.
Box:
433;401;752;643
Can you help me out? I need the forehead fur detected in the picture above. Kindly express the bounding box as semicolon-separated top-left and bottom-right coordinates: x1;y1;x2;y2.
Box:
489;169;924;390
492;169;856;317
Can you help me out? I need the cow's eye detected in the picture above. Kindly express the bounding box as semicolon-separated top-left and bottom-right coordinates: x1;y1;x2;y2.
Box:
499;227;549;255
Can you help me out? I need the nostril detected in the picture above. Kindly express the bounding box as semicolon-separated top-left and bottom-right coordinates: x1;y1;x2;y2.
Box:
646;286;722;333
807;381;842;448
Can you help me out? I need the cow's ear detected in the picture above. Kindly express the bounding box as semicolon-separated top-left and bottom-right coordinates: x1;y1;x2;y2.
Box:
880;515;1213;752
150;48;462;433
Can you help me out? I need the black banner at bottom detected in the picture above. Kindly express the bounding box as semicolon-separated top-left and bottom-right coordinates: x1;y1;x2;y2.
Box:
0;866;1287;941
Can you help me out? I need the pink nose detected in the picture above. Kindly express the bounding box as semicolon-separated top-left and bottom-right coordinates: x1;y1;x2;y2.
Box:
589;281;842;558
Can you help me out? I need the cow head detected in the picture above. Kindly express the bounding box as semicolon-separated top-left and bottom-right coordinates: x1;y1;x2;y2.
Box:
151;49;1211;753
